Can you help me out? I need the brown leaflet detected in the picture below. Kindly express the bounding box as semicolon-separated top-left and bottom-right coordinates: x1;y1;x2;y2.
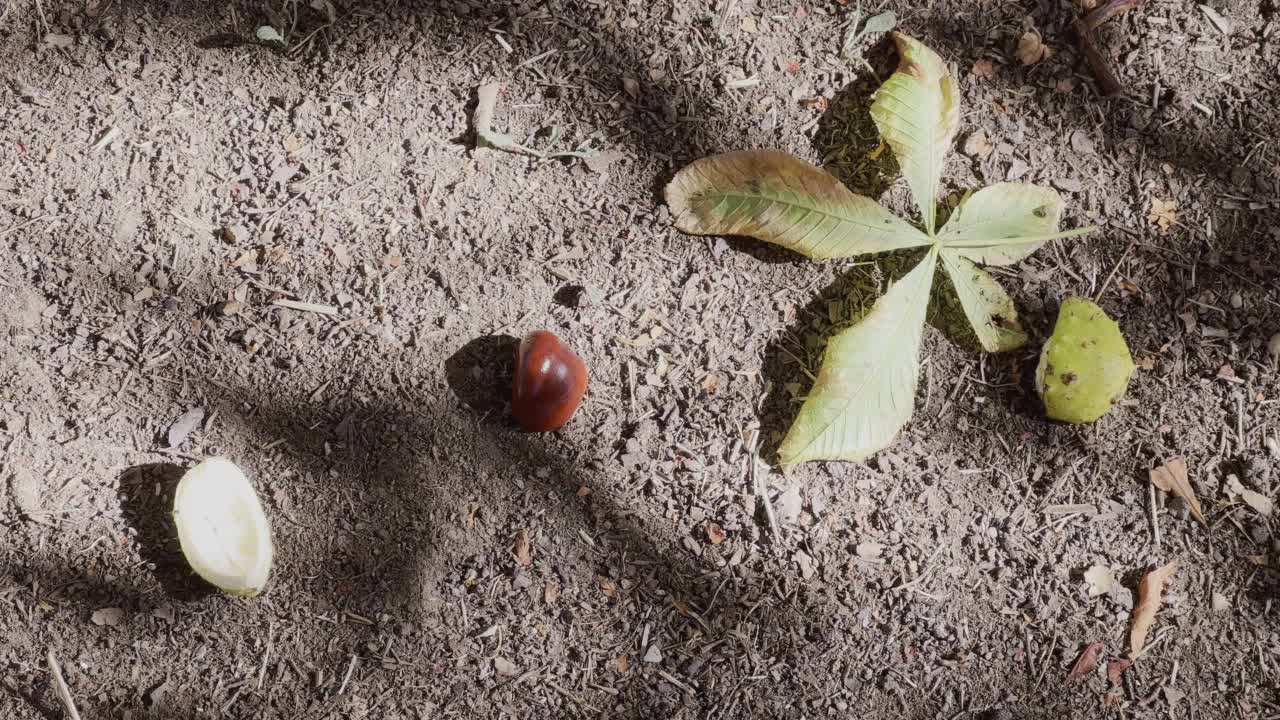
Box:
1128;561;1177;658
1065;642;1104;683
1149;456;1205;525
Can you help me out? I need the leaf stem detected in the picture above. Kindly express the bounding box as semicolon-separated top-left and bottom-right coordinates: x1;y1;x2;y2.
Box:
940;225;1098;248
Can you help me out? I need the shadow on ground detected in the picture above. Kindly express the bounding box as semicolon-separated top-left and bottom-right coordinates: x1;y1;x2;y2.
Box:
117;463;218;602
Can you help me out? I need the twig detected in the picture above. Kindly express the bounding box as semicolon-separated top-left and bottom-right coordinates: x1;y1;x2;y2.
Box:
33;0;48;36
46;650;83;720
1094;239;1136;302
336;654;358;696
1074;0;1145;97
1148;480;1161;547
271;299;339;315
747;427;781;545
0;215;54;239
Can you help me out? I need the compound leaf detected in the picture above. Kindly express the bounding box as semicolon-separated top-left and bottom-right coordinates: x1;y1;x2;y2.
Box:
666;150;930;259
939;183;1094;265
940;249;1027;352
870;33;960;236
779;249;937;463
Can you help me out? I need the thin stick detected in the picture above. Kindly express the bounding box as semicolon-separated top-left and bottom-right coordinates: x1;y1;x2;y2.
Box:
1093;239;1136;302
747;428;781;544
33;0;48;35
336;654;358;696
46;650;83;720
271;299;339;315
1148;481;1161;548
1075;0;1145;96
0;215;53;239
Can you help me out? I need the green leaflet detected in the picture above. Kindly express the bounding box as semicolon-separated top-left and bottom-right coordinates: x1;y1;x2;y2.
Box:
939;249;1026;352
938;183;1094;265
869;33;960;236
665;33;1102;464
778;249;937;464
665;150;930;259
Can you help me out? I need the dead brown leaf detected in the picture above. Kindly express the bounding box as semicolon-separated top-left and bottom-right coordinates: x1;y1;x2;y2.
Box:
1066;641;1104;683
705;521;727;545
1106;658;1131;685
1148;197;1177;232
230;249;258;268
799;96;828;113
700;373;722;394
962;129;993;159
1149;457;1205;525
513;528;533;568
970;59;996;80
1016;30;1051;65
1128;561;1176;658
598;575;618;598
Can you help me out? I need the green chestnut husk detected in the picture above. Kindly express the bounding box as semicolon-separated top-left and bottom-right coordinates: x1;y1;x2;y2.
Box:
1036;297;1135;424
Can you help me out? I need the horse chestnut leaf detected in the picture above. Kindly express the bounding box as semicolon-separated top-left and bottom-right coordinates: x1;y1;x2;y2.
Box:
512;330;587;432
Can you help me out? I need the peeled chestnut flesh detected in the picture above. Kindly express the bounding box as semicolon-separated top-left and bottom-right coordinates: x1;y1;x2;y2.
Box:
512;330;587;432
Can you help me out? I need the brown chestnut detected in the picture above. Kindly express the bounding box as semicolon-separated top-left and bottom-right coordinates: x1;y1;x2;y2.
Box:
512;330;588;432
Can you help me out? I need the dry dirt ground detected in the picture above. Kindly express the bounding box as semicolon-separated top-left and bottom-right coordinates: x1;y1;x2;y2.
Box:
2;0;1280;718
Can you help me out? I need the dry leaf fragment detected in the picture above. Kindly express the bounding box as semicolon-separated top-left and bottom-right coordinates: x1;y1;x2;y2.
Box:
1149;457;1205;525
543;580;560;605
962;129;993;159
705;521;727;545
799;96;829;113
970;58;996;80
231;249;259;268
1227;474;1273;516
1106;658;1131;685
700;373;722;394
91;607;125;627
1128;561;1176;658
1016;30;1052;65
1084;565;1116;597
598;575;618;598
513;528;533;567
166;406;205;449
617;654;630;673
1066;641;1104;683
1148;198;1177;232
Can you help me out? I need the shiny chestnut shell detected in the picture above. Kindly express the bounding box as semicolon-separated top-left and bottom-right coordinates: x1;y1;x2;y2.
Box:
512;330;588;432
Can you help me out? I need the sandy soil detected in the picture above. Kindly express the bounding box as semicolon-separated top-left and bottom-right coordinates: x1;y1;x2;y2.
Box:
2;1;1279;718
